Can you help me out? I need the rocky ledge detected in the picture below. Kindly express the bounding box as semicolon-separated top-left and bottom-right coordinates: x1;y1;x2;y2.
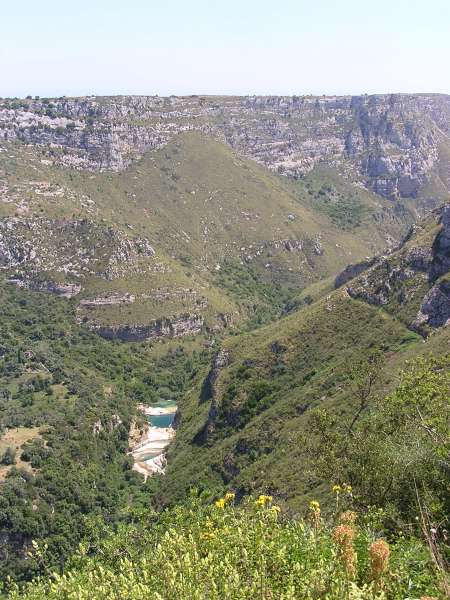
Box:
413;281;450;328
91;313;204;341
7;278;82;297
337;204;450;333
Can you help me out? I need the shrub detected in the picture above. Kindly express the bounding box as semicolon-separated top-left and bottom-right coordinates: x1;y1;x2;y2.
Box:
0;446;16;465
7;496;442;599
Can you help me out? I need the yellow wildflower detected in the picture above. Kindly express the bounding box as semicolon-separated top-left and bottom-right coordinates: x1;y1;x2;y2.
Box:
224;492;235;503
309;500;321;531
215;498;225;509
271;505;281;513
255;494;273;507
332;484;342;494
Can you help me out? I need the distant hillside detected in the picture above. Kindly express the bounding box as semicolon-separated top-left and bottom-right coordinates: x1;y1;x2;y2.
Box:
1;93;450;205
0;132;415;336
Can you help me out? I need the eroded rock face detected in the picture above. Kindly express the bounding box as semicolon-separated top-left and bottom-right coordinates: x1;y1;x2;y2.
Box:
1;93;449;199
413;282;450;328
92;314;204;341
340;204;450;333
431;205;450;278
195;349;230;444
0;216;155;282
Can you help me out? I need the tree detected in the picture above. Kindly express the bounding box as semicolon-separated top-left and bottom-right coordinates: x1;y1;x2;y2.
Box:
305;354;450;529
347;352;383;433
1;446;16;465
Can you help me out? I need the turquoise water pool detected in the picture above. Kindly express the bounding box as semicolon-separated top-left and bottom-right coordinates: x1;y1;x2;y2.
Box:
148;413;175;428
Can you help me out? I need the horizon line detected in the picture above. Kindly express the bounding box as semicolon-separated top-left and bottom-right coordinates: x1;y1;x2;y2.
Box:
2;91;450;101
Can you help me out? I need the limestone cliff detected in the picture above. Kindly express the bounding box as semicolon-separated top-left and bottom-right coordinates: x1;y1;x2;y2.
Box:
2;94;450;201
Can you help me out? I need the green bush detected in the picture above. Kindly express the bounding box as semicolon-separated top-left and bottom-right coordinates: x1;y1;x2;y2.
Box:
0;446;16;466
305;355;450;530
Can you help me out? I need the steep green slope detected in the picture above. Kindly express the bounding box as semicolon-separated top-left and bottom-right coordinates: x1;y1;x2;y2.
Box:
156;207;450;512
158;294;422;507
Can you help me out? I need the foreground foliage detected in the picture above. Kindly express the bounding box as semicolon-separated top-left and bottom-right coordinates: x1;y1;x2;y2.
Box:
6;495;443;599
305;355;450;526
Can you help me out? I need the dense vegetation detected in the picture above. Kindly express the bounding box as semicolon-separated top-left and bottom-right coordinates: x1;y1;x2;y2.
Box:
4;353;447;598
6;494;444;599
0;291;447;597
0;283;208;583
305;355;450;530
212;261;298;329
1;215;449;594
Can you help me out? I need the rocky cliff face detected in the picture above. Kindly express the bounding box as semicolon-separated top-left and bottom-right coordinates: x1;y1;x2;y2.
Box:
338;204;450;333
2;94;450;201
194;349;230;444
91;313;204;341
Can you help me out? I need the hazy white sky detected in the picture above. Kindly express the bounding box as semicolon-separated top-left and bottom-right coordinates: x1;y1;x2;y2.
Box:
2;0;450;98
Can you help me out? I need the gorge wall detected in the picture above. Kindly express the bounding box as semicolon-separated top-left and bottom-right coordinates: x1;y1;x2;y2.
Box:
1;93;450;201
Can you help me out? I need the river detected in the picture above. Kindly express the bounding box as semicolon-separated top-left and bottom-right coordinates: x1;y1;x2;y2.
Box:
131;401;177;480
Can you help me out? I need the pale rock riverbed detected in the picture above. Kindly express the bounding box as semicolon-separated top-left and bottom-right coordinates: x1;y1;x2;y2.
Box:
130;404;177;480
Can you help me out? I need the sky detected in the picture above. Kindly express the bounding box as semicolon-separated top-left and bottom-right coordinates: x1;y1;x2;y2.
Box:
2;0;450;98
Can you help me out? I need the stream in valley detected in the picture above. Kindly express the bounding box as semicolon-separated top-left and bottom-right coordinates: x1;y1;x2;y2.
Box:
131;400;177;479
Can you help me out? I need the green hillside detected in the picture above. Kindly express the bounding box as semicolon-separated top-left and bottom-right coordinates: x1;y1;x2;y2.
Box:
0;282;210;583
0;133;448;595
158;290;449;508
0;133;415;333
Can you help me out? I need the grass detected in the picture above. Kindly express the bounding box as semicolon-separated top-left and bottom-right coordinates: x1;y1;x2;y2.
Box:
154;208;450;509
156;289;431;508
